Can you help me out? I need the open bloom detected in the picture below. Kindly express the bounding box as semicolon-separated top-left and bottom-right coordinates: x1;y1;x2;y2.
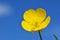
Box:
21;8;51;32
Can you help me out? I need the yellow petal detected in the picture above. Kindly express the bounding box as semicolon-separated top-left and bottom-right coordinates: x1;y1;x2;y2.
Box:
35;16;51;31
36;8;46;23
23;9;40;24
21;20;35;32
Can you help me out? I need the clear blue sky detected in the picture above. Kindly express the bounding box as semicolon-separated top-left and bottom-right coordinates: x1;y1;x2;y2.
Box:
0;0;60;40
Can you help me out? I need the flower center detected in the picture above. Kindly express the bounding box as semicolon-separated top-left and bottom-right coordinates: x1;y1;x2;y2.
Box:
35;22;38;27
31;22;38;31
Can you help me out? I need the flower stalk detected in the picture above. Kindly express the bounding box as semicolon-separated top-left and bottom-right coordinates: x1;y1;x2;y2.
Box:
53;34;58;40
38;31;42;40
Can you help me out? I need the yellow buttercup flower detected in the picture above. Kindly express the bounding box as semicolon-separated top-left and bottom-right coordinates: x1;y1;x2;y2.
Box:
21;8;51;32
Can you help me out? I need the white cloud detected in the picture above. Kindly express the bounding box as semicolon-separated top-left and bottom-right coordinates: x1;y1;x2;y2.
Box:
0;3;13;17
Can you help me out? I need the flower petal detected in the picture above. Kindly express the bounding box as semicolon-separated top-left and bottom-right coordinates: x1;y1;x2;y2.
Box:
21;20;35;32
23;9;40;23
36;8;46;23
35;16;51;31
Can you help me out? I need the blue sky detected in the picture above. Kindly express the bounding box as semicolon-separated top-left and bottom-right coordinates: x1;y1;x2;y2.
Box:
0;0;60;40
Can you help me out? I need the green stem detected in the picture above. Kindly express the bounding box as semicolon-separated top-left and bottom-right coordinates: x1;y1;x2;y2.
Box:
38;31;42;40
53;34;58;40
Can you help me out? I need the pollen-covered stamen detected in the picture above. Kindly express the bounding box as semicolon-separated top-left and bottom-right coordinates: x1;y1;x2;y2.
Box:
35;22;38;27
31;22;38;31
31;28;35;33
